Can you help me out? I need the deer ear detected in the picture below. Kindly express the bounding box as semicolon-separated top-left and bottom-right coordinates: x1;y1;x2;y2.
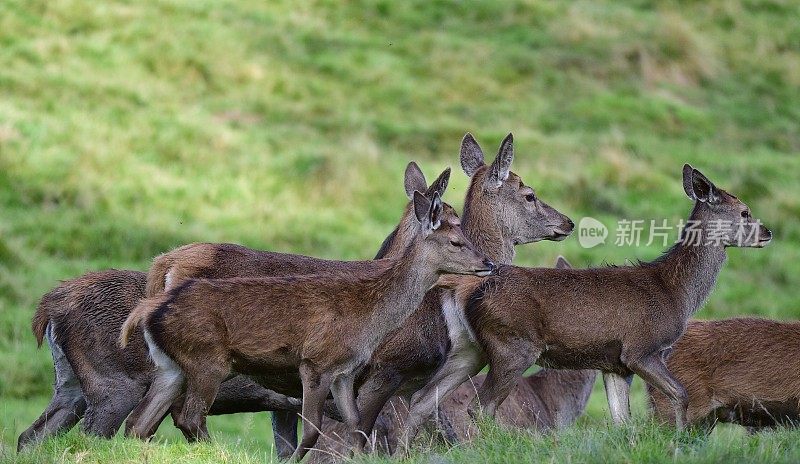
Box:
554;255;572;269
404;161;427;199
460;133;485;177
428;191;443;230
413;190;432;225
486;133;514;190
684;164;719;204
682;164;696;199
424;167;451;200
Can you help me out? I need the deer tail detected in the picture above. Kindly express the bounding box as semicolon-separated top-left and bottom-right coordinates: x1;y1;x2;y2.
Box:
32;285;69;347
145;252;175;298
119;294;169;348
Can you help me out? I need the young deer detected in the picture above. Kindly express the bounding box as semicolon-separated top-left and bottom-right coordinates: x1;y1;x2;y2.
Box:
306;133;574;460
436;257;598;441
18;162;449;454
398;164;772;452
312;258;595;460
18;269;312;451
649;318;800;432
137;164;455;457
119;191;494;461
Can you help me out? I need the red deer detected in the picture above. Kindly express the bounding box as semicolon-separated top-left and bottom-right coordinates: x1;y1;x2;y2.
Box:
119;190;494;461
397;164;772;453
649;318;800;431
312;258;595;460
306;134;575;461
17;162;450;453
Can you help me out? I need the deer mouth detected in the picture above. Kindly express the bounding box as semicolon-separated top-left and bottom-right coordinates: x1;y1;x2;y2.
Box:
754;237;772;248
550;229;572;241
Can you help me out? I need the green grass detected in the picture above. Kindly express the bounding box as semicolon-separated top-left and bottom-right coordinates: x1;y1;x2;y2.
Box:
1;0;799;462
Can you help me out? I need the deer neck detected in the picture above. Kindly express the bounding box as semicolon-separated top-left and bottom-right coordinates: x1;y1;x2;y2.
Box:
373;204;418;259
655;211;728;317
462;201;515;265
361;240;438;353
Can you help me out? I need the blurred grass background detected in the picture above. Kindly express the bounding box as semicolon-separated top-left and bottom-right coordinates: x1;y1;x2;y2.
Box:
1;0;798;461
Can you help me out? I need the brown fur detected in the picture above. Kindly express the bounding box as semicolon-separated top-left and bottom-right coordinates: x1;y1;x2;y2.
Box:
397;165;772;453
123;191;491;461
308;133;575;461
649;318;800;431
20;162;451;454
17;270;308;451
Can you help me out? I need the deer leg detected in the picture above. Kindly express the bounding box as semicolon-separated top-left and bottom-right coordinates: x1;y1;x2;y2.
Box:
628;355;688;429
330;372;361;454
174;362;228;441
82;378;147;438
396;347;484;456
272;410;299;459
351;367;404;452
603;372;633;425
473;341;540;418
18;327;87;450
125;336;185;439
291;364;334;462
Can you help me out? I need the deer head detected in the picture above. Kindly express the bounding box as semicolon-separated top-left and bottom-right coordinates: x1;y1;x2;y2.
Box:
682;164;772;248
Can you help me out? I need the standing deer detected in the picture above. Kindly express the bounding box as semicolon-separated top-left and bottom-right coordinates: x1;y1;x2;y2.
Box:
17;270;306;452
306;133;575;461
119;190;494;461
397;164;772;453
18;162;450;453
312;258;596;459
649;318;800;431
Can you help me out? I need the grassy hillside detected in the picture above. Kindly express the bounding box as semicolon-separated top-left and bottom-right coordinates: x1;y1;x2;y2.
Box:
1;0;798;462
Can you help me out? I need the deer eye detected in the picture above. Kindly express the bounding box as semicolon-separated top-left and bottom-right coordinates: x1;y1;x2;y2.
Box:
525;193;536;202
741;210;750;218
450;240;463;248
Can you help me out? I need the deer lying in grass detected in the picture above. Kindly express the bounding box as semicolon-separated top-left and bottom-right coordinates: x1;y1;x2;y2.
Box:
18;162;449;453
649;318;800;432
306;134;575;461
397;164;772;452
311;258;595;460
120;191;494;461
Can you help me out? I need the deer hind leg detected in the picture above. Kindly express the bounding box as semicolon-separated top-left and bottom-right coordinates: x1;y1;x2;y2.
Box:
351;367;404;453
18;326;86;450
473;339;540;419
291;364;334;462
330;371;362;455
603;372;633;425
82;377;147;438
628;354;688;429
125;330;185;439
174;361;229;441
396;347;484;456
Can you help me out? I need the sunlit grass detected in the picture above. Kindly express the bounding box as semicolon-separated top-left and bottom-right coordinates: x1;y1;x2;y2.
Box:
1;0;799;462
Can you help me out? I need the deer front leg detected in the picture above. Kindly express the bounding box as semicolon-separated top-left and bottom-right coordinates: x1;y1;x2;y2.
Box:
603;372;633;425
628;354;688;429
272;411;299;459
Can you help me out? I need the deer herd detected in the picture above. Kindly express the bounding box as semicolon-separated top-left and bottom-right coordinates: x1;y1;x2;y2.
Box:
17;133;786;461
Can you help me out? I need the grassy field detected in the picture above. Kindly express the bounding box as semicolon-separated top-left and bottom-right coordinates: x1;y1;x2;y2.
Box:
1;0;799;462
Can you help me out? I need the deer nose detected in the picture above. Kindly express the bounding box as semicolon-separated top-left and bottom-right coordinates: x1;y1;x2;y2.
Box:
566;219;575;230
